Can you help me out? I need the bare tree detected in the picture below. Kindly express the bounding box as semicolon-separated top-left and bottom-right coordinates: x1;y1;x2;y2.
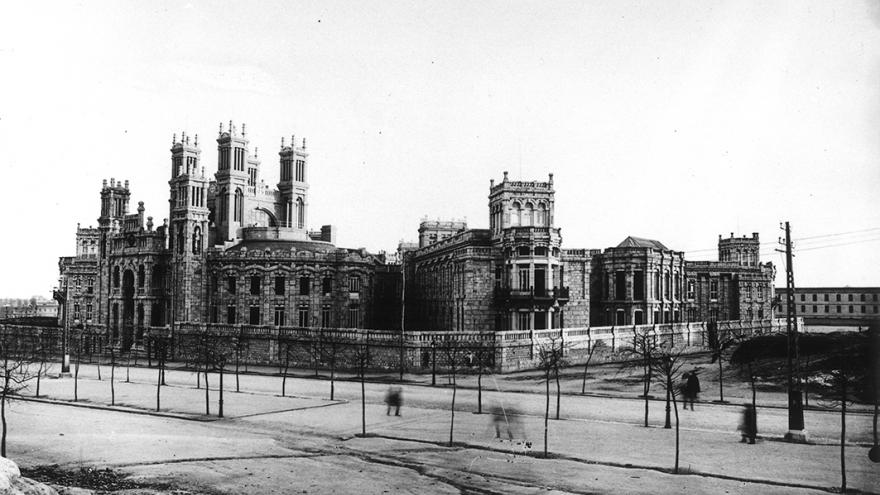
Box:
440;337;467;447
108;346;117;406
351;338;371;436
319;330;343;401
581;339;606;395
650;342;687;474
470;339;494;415
233;329;249;393
707;321;739;403
277;335;297;397
32;329;53;398
0;328;41;457
151;334;169;412
203;333;234;418
626;328;659;427
538;337;566;457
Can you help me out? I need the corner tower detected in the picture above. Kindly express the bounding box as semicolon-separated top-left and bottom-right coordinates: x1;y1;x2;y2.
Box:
168;131;210;323
719;232;761;266
489;172;567;330
277;135;309;230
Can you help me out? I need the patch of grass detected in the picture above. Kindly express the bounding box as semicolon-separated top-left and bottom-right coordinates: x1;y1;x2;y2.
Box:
21;464;175;492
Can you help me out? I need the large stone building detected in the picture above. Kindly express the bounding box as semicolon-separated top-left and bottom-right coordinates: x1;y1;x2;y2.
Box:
58;123;391;350
776;286;880;326
58;124;776;350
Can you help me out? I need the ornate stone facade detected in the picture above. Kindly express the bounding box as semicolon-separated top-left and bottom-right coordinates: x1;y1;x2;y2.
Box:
58;123;389;350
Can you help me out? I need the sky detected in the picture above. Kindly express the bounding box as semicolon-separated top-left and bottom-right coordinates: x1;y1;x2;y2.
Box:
1;0;878;298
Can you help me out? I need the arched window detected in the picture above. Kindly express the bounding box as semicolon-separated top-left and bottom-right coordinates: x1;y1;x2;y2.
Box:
234;188;244;222
218;188;227;223
177;224;185;254
511;202;521;226
192;226;202;254
524;202;534;227
296;197;304;229
113;266;120;288
137;265;145;287
536;203;547;226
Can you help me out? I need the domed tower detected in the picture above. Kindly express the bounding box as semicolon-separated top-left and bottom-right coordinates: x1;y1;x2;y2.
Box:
213;121;252;243
489;172;567;330
168;131;210;323
277;135;309;230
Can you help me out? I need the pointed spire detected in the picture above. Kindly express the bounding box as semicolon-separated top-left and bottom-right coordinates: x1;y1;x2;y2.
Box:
255;147;259;158
219;122;223;136
302;137;306;149
242;123;246;137
281;136;285;148
229;120;233;137
194;134;198;147
172;133;176;145
291;134;295;149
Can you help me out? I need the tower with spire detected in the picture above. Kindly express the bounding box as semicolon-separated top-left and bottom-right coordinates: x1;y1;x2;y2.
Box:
168;131;210;323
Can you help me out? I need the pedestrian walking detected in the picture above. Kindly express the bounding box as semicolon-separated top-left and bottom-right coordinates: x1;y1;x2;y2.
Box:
738;404;757;444
682;370;701;410
490;405;521;440
385;386;403;416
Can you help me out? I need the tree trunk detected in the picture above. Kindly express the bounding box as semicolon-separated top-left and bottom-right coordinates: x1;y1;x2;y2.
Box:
361;367;366;436
204;370;210;416
125;355;130;383
643;363;651;427
477;369;482;414
664;385;671;429
97;359;102;381
36;361;43;397
2;375;8;458
235;349;241;393
581;353;589;394
111;354;116;406
1;386;7;458
156;361;161;412
672;387;680;474
555;368;561;420
717;357;724;402
74;359;80;402
449;372;456;447
196;366;201;389
218;368;224;418
330;358;335;401
544;370;550;457
841;380;847;494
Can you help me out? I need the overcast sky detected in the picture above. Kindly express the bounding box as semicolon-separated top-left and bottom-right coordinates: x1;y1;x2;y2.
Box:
1;0;879;298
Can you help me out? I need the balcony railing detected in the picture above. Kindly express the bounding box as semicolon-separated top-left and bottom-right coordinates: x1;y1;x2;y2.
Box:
494;286;570;305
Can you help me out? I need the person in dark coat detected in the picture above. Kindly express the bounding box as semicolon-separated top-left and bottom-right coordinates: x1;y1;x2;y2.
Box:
683;370;701;410
738;404;757;444
385;386;403;416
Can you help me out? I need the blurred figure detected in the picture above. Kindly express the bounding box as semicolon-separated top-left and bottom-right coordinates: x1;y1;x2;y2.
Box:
682;369;701;410
490;405;521;440
385;386;403;416
738;404;757;444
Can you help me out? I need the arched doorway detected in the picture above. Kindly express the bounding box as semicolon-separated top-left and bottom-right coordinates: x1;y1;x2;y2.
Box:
122;269;135;350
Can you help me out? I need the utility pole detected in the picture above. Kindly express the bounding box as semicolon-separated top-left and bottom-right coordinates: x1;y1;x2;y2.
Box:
399;250;406;381
778;221;807;442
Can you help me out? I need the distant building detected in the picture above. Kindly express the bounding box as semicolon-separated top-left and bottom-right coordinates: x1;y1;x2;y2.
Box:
776;287;880;326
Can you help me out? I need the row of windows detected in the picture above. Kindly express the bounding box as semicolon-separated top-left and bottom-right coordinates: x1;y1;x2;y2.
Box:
798;304;879;314
71;276;95;294
280;158;307;182
221;274;362;296
220;304;359;328
71;303;93;321
799;293;878;302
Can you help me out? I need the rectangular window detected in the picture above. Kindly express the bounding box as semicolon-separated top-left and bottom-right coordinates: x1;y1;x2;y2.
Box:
299;276;310;296
494;267;503;288
275;276;285;296
800;294;805;301
322;277;333;295
348;275;361;293
298;305;309;327
249;306;260;325
87;278;94;294
746;284;752;299
875;306;878;313
758;308;763;319
518;311;530;330
686;280;695;300
274;306;285;326
861;305;866;313
836;305;841;313
848;305;853;313
250;275;261;296
615;271;626;300
812;305;817;313
348;305;360;328
825;305;829;312
227;276;236;294
861;294;866;302
210;305;218;323
848;294;853;301
321;305;331;327
812;294;817;302
518;268;530;291
800;305;805;313
653;272;660;299
227;305;236;324
836;294;841;302
710;279;718;300
86;304;93;320
633;271;644;300
73;304;81;320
